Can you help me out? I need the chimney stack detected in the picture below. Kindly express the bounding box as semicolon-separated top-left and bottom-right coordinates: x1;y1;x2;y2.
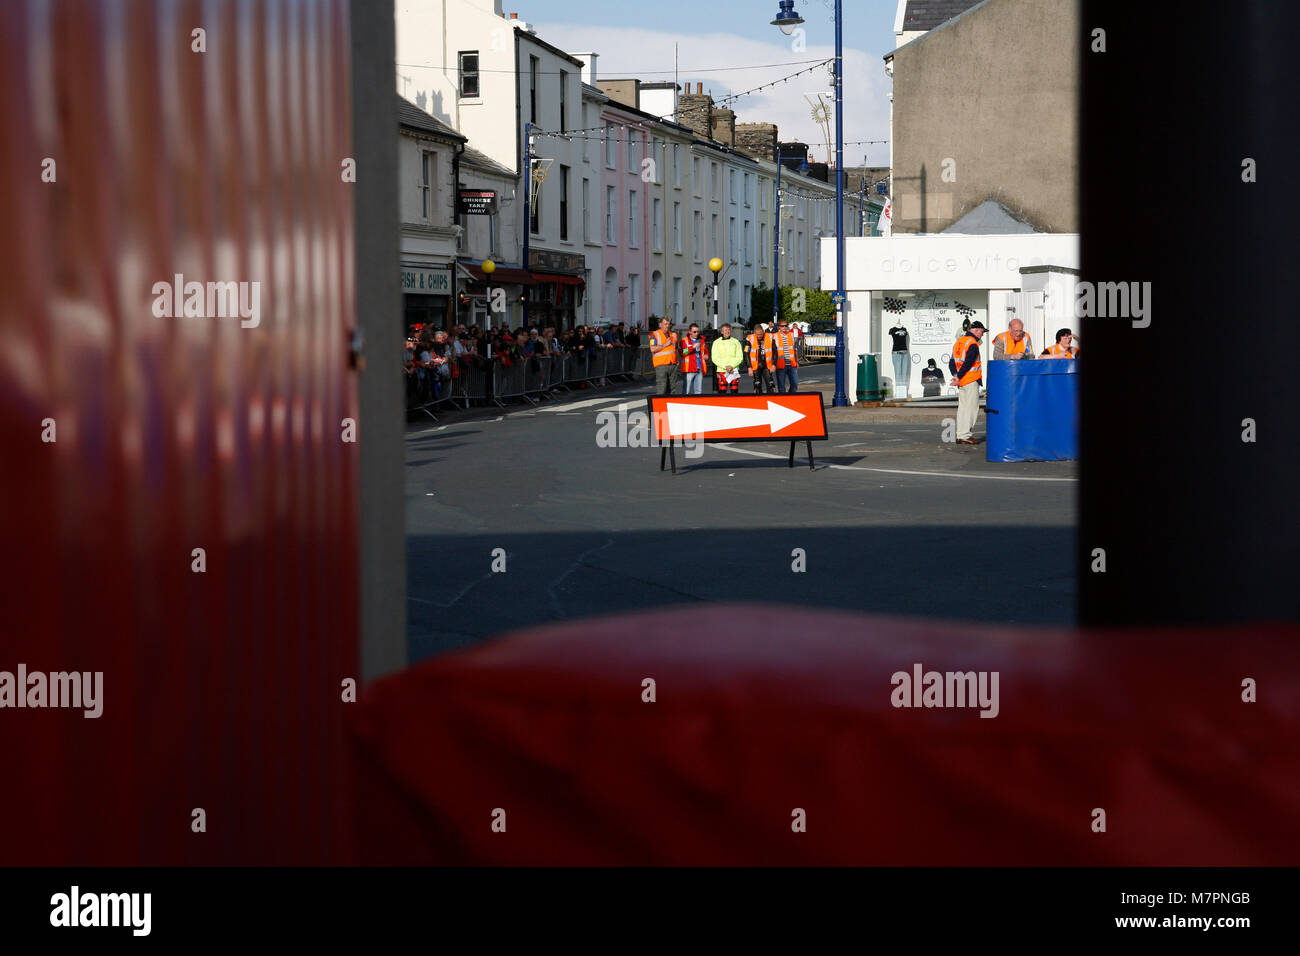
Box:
711;107;736;148
572;52;599;87
734;122;779;162
677;82;714;141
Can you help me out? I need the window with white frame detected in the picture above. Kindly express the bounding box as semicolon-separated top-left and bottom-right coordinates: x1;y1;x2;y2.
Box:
728;168;737;204
760;222;767;261
559;165;570;241
628;188;638;247
743;220;752;264
605;124;616;168
530;177;541;235
760;178;767;210
672;277;682;323
711;214;719;258
673;202;682;253
529;56;539;125
653;197;662;251
651;138;662;183
606;185;616;243
559;70;568;132
419;150;435;221
692;157;701;197
582;178;591;242
711;162;719;199
626;130;636;171
458;52;479;98
628;274;640;325
693;211;702;261
673;145;681;187
798;232;806;265
728;216;736;261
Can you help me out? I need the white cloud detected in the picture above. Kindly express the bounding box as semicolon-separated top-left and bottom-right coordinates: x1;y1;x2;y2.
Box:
532;23;891;167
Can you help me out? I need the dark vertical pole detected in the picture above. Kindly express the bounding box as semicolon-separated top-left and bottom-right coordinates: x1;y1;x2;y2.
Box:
522;122;532;328
772;155;782;327
353;0;405;681
831;0;848;406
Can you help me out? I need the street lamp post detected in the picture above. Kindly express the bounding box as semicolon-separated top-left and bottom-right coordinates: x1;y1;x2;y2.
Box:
858;176;866;236
482;258;496;324
771;0;848;407
709;257;723;330
521;121;534;329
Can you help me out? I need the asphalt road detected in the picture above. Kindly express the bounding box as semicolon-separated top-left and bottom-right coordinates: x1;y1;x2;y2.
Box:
406;362;1077;661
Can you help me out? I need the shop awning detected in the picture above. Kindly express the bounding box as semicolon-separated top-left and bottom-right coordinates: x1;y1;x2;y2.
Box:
459;263;540;285
538;273;585;286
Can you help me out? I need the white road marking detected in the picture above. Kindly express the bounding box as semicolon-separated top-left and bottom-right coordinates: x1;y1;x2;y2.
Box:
406;424;449;438
536;396;627;413
711;443;1077;481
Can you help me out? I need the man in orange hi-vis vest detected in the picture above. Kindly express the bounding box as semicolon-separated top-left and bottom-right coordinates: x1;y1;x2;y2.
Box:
771;318;800;394
746;321;775;395
948;320;987;444
991;318;1034;361
649;316;681;395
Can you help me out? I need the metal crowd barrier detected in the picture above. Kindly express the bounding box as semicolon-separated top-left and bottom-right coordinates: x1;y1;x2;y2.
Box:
449;364;488;409
414;347;657;415
405;368;456;420
492;360;529;406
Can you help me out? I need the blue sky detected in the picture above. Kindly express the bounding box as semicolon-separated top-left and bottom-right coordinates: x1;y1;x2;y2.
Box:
528;0;899;166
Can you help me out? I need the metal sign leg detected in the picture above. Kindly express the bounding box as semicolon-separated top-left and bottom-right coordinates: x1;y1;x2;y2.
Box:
659;441;678;475
806;440;815;471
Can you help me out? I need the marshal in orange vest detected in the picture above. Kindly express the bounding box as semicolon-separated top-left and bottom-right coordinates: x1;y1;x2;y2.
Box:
649;329;678;368
992;329;1032;358
951;333;982;386
747;330;774;372
772;330;799;370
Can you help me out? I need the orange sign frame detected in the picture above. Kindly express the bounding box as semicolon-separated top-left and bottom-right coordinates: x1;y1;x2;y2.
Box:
647;394;828;443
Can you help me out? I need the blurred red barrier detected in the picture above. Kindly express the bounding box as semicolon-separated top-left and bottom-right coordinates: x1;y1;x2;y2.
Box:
353;606;1300;865
0;0;357;864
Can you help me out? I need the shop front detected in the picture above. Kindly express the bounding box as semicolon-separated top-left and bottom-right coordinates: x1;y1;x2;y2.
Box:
402;264;452;334
528;249;586;331
456;261;539;331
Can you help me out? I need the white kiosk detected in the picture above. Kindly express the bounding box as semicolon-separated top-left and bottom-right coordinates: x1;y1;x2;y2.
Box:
820;233;1080;402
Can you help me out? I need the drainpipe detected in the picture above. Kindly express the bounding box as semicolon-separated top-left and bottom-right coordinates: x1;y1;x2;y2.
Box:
452;138;466;330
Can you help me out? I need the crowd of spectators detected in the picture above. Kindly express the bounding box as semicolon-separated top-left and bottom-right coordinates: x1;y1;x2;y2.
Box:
405;321;647;407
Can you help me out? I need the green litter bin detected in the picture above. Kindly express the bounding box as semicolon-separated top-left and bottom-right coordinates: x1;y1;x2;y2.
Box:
856;353;885;402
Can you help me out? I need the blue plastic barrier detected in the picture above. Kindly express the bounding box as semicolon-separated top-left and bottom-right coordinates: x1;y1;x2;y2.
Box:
985;359;1078;462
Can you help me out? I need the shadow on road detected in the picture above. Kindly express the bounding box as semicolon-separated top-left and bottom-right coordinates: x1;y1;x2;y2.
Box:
407;525;1075;662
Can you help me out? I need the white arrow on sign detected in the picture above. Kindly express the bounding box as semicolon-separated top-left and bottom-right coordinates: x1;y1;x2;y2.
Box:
665;400;806;437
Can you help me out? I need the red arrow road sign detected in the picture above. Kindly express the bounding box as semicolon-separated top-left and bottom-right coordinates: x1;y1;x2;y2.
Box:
648;394;828;442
